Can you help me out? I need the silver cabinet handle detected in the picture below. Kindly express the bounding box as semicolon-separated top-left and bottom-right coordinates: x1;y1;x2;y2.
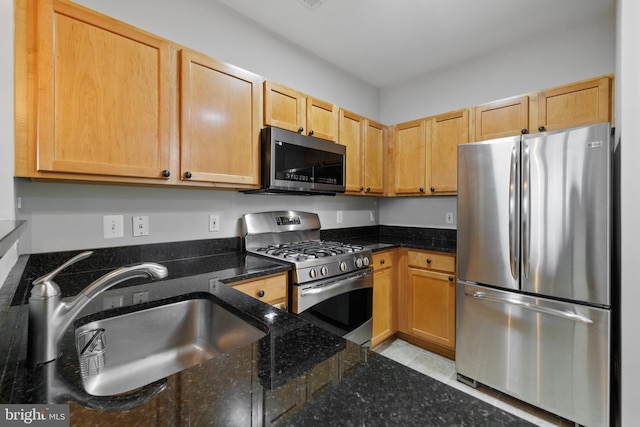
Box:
508;144;519;280
301;271;370;296
466;291;593;324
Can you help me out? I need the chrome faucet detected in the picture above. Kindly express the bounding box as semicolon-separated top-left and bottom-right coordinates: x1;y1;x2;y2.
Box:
28;251;168;365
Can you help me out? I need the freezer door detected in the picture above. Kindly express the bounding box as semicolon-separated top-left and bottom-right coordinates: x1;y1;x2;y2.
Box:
456;282;610;427
521;123;611;305
457;136;520;290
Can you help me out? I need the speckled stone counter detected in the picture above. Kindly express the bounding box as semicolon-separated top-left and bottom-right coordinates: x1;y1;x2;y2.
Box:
0;233;534;426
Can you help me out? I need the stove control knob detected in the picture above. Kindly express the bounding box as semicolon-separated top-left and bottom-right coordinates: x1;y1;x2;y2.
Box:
309;268;318;279
355;257;363;268
320;266;329;276
362;256;370;266
339;261;347;272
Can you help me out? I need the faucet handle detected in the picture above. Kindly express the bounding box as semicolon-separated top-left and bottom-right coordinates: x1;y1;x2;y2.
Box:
31;251;94;298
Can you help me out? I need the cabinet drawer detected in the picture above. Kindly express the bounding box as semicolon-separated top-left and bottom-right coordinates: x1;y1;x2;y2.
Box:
231;273;287;305
372;251;394;270
407;251;455;273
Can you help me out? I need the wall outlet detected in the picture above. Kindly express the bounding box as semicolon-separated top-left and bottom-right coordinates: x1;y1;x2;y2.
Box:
103;295;123;309
132;291;149;305
445;212;454;224
132;216;149;237
336;211;343;224
103;215;124;239
209;214;220;232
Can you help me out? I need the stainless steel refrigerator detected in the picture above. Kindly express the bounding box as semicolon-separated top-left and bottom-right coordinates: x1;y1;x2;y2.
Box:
456;122;612;427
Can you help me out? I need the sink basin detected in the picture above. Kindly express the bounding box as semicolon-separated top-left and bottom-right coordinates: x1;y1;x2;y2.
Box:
74;294;267;396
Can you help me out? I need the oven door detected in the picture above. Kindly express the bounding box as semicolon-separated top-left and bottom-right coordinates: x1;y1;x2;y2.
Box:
293;268;373;346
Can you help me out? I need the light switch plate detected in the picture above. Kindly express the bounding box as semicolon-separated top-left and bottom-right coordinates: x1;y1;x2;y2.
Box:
103;215;124;239
132;216;149;237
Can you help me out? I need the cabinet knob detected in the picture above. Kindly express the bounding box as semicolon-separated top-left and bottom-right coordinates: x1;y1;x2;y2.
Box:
308;130;314;136
184;171;192;179
366;187;371;192
281;305;288;311
380;259;385;265
448;276;454;282
257;290;265;298
419;187;425;193
538;126;546;132
161;169;171;178
521;129;528;134
360;186;364;191
426;258;432;264
298;127;304;133
430;187;435;192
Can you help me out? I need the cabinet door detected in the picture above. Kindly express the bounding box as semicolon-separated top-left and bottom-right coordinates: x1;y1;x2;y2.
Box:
306;97;339;141
373;266;394;347
474;96;529;141
406;268;456;350
338;110;365;193
429;109;468;194
264;81;306;133
180;50;261;186
537;76;611;131
393;119;428;195
363;120;386;195
36;0;171;179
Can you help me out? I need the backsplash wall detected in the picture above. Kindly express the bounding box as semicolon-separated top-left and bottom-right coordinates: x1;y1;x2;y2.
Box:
15;180;380;254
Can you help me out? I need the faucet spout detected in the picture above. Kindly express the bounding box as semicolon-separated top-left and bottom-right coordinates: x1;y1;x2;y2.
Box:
28;252;168;366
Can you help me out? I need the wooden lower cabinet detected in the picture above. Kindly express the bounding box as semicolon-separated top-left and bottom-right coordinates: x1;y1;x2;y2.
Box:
229;272;288;310
371;250;397;347
397;249;456;360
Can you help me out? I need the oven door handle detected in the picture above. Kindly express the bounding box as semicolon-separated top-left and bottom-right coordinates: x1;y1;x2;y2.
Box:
300;270;372;297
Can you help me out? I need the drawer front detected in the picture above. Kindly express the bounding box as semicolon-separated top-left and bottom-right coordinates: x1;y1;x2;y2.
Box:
372;251;393;270
407;250;455;272
232;273;287;304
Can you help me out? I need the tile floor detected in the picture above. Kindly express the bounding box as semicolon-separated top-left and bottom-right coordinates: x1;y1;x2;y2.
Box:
373;338;575;427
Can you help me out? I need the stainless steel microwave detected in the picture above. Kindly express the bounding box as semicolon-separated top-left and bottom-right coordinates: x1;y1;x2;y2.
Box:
246;126;346;195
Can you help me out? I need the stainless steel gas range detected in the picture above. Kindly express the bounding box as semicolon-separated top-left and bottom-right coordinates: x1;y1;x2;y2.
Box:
242;211;373;346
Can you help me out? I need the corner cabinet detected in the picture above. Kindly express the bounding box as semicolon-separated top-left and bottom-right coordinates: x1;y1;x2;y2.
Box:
402;250;456;359
179;49;262;187
21;0;172;181
338;110;386;195
371;250;397;347
264;81;339;142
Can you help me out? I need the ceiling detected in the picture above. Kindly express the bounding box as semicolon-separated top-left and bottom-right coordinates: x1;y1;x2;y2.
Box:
215;0;615;88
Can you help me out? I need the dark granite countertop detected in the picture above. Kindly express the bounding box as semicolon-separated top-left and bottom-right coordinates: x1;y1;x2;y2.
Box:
0;229;534;426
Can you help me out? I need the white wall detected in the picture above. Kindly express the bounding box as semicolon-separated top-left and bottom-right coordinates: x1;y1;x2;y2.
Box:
618;0;640;424
380;10;615;125
0;0;18;286
15;180;377;254
74;0;380;121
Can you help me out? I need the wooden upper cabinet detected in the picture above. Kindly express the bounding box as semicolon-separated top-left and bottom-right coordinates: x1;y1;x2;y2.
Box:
537;76;612;131
306;97;339;141
339;110;386;195
429;109;469;194
339;110;365;193
393;119;429;195
180;50;262;186
264;81;338;141
34;0;171;179
264;81;305;134
363;119;386;195
474;96;529;141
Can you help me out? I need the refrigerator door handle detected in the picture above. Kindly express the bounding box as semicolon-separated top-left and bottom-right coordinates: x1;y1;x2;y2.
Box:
508;144;519;280
522;143;531;279
465;291;593;324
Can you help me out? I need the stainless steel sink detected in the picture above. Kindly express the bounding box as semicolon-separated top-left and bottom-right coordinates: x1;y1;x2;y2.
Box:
74;294;267;396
